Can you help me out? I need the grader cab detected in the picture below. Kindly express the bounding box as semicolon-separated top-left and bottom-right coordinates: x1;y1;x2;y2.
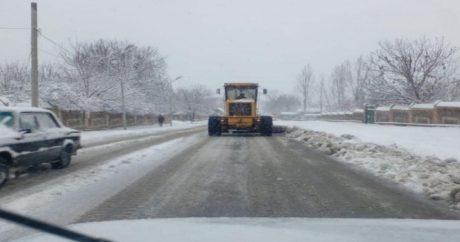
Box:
208;83;273;136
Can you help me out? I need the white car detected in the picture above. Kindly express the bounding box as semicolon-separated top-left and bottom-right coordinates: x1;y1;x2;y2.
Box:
0;107;81;187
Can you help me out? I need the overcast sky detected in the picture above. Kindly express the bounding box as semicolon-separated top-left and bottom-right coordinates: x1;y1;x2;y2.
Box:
1;0;460;93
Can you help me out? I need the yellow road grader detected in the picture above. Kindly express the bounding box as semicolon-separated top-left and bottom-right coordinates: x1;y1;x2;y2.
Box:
208;83;273;136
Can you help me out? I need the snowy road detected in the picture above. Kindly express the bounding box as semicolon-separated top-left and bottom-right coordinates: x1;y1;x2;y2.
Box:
79;134;457;222
1;129;459;241
0;125;205;197
0;125;206;241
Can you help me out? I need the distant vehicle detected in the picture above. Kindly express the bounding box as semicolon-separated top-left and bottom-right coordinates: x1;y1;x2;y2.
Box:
208;83;272;136
0;107;81;187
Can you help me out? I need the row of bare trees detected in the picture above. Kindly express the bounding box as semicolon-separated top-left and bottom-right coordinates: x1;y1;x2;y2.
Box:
292;37;460;113
0;39;217;116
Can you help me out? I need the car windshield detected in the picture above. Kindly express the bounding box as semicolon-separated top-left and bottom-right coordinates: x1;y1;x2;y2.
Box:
1;1;460;242
0;112;14;127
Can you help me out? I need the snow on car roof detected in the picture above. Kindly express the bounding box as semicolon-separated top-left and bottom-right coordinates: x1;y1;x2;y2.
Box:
353;109;364;113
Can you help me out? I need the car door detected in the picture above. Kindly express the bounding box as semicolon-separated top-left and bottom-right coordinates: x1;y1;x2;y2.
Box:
35;112;63;161
14;112;48;167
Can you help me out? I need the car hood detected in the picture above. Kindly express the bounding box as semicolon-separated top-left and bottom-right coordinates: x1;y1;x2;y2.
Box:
20;218;460;242
0;126;21;146
62;126;81;136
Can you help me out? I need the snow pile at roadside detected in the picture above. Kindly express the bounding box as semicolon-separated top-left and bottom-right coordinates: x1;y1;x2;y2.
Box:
277;120;460;161
286;127;460;210
81;120;205;145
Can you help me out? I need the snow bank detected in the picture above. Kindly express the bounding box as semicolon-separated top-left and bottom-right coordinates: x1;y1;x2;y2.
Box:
81;120;205;146
277;121;460;160
286;126;460;210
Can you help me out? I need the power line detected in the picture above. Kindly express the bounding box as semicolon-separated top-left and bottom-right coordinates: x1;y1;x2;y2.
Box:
38;48;61;58
37;31;71;54
25;52;31;69
0;27;30;30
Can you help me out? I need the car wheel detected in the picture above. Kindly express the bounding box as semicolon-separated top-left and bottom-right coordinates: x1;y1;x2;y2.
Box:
0;159;10;188
51;146;72;169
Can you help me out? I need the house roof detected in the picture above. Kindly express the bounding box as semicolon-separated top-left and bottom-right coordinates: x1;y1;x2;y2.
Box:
376;106;391;111
391;105;410;110
410;103;435;109
436;101;460;108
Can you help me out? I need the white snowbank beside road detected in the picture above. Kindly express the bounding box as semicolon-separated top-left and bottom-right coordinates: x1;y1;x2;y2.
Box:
277;120;460;160
285;126;460;210
81;120;205;146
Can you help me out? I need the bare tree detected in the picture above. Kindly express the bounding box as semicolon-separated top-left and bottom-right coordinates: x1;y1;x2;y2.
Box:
62;39;169;113
368;37;458;104
63;41;115;100
350;56;369;107
0;63;30;104
296;64;314;113
176;85;213;121
330;62;352;110
319;76;325;113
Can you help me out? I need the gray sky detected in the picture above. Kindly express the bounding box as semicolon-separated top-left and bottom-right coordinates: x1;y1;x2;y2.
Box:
1;0;460;93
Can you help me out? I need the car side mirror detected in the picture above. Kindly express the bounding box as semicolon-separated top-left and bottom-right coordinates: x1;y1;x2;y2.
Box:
18;128;32;134
216;88;221;94
263;88;268;94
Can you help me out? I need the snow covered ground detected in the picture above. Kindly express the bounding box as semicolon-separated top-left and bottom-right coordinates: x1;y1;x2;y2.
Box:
81;120;205;146
279;120;460;210
0;134;204;241
277;120;460;160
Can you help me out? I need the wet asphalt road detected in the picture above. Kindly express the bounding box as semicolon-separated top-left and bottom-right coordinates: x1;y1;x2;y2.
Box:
79;134;458;222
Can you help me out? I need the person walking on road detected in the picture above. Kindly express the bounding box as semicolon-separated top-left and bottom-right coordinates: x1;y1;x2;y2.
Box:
158;114;165;127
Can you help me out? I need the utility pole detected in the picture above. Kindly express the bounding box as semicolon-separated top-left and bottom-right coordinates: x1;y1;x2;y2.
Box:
31;2;39;107
169;76;182;126
319;77;324;113
169;85;173;126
